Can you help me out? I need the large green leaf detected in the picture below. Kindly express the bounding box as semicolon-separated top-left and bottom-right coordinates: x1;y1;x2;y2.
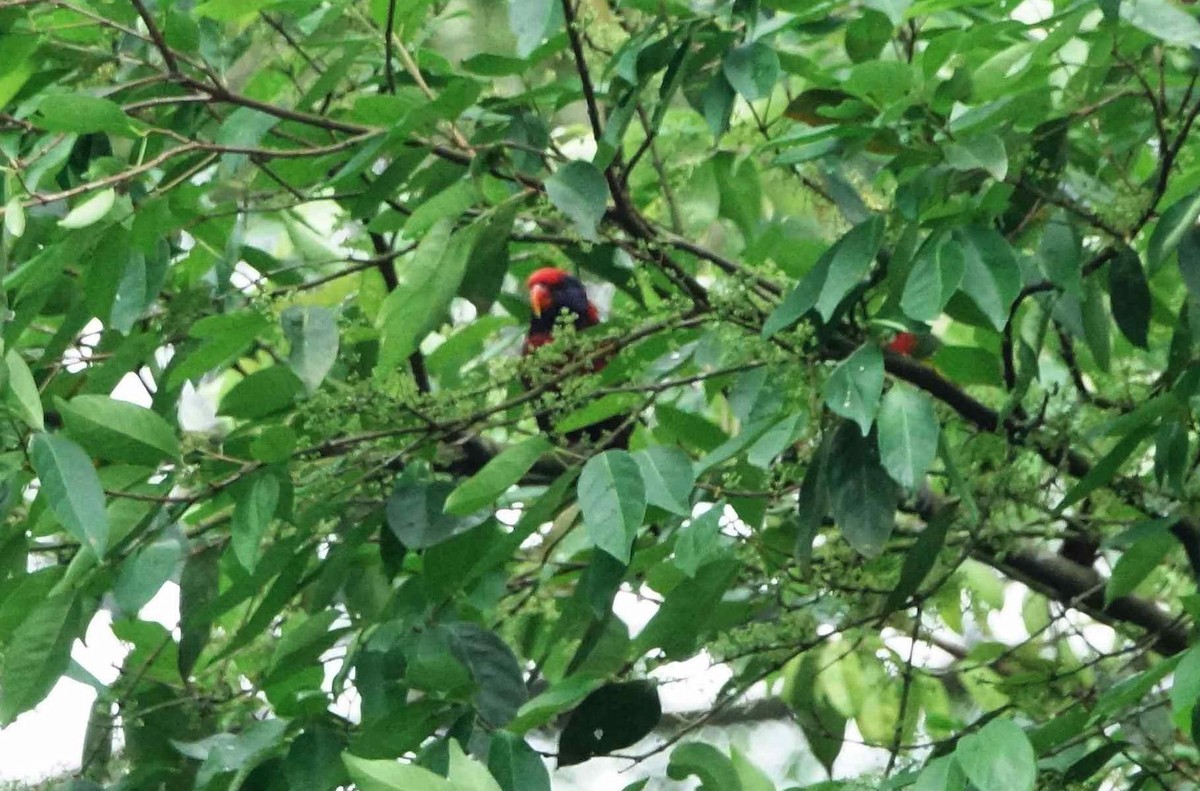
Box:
232;473;280;573
488;732;551;791
444;436;551;516
58;395;179;466
30;434;109;558
545;161;609;242
4;349;43;431
955;719;1036;791
901;235;965;321
632;445;695;515
827;421;899;557
558;681;661;766
386;476;489;550
823;343;884;435
876;384;939;489
0;593;80;724
376;219;482;374
956;226;1021;330
667;743;742;790
1108;248;1151;349
723;42;780;101
282;306;340;394
579;450;647;563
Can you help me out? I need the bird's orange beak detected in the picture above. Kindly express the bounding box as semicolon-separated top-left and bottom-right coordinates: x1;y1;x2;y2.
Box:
530;283;552;318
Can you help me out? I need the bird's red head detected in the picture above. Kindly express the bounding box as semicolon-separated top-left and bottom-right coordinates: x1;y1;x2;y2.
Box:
527;267;569;318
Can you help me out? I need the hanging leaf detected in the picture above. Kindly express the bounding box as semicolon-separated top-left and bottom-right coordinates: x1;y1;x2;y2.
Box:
545;160;609;242
722;42;780;101
823;343;885;435
876;384;940;490
901;235;966;321
487;732;551;791
558;681;661;766
827;421;900;557
5;349;44;431
632;445;695;515
58;188;116;229
30;434;109;558
955;719;1036;791
1108;247;1151;348
386;477;489;550
282;306;339;394
0;593;80;724
232;474;280;573
578;450;647;563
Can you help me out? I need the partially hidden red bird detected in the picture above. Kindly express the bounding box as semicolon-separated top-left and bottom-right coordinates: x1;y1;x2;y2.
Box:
523;267;629;446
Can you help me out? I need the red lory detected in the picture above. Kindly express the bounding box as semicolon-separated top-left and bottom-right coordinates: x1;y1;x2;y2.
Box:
523;267;630;446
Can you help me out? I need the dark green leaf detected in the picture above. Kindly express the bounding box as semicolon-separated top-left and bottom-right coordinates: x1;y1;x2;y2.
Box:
1108;248;1151;348
901;235;965;322
956;226;1021;330
488;732;550;791
178;543;221;680
285;728;350;791
386;477;489;550
828;421;900;557
881;504;955;616
445;622;528;727
558;681;661;766
35;93;133;135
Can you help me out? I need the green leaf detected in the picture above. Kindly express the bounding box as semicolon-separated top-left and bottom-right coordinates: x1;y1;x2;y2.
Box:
1172;645;1200;714
1108;248;1151;349
219;366;304;420
35;93;133;135
545;161;609;242
876;385;939;490
864;0;912;24
632;445;695;515
0;593;79;724
444;622;528;727
386;477;489;550
945;133;1007;181
1080;277;1112;372
5;349;44;431
285;728;350;791
232;474;280;573
509;676;604;734
0;590;78;724
282;306;339;394
508;0;557;57
673;507;725;578
636;558;739;659
956;226;1021;330
114;527;186;616
881;504;955;616
723;42;780;101
667;743;742;790
913;756;967;791
827;421;899;558
4;197;25;238
31;434;109;558
823;343;884;435
343;753;454;791
58;188;116;229
444;436;552;516
58;395;179;466
901;236;965;322
1106;528;1174;605
488;732;550;791
1121;0;1200;48
955;719;1036;791
376;219;482;375
579;450;647;563
447;740;504;791
558;681;661;766
178;543;220;680
1057;424;1154;514
1039;216;1082;297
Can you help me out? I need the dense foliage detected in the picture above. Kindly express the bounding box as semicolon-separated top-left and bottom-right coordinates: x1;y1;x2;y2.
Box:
5;0;1200;788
